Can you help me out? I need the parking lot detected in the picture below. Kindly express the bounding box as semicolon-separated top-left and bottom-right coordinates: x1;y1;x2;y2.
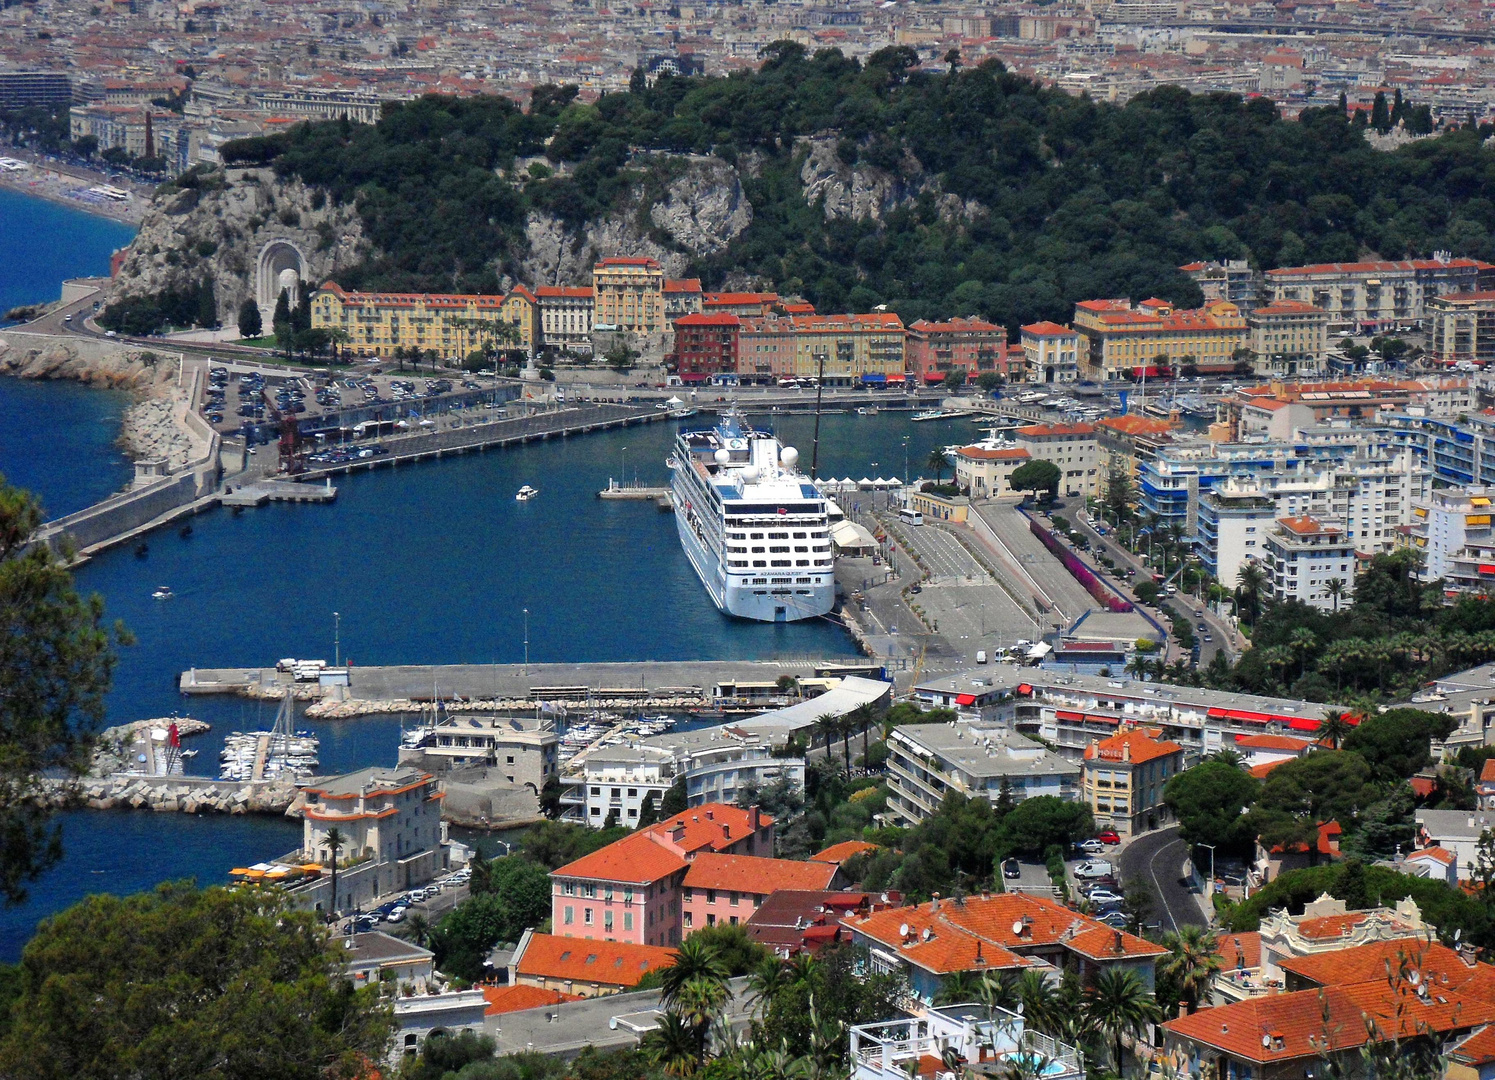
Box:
342;865;472;932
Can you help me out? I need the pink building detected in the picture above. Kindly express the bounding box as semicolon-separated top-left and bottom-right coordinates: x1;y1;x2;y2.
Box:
680;853;840;933
550;804;774;947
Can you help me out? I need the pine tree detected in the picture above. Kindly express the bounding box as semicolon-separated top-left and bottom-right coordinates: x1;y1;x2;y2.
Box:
1391;88;1405;126
1338;90;1348;115
237;297;262;339
272;287;291;330
294;293;312;333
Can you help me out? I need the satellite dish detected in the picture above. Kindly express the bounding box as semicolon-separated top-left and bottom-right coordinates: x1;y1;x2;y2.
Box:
1456;929;1463;942
742;466;760;483
1408;970;1421;986
714;449;730;465
781;446;799;468
921;928;932;941
900;923;910;937
1013;920;1025;936
1262;1036;1272;1049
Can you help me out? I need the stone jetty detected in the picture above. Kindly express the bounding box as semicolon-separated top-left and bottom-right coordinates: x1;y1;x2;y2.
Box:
40;775;303;816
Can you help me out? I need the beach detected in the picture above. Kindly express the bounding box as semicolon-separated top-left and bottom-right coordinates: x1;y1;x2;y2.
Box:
0;148;153;225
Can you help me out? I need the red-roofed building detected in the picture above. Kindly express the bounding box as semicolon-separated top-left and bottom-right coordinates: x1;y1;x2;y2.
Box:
953;442;1031;497
843;891;1164;1003
704;292;781;316
906;317;1016;385
510;931;677;997
664;278;703;318
744;889;898;956
1233;732;1316;770
536;285;593;355
1248;299;1329;378
1479;757;1495;810
1013;422;1099;497
1020;321;1081;385
672;313;740;382
1072;298;1247;381
811;840;880;865
1265;516;1356;611
1264;257;1495;333
550;803;774;947
1082;728;1184;838
593;256;665;333
312;282;539;360
481;983;581;1015
681;853;840;931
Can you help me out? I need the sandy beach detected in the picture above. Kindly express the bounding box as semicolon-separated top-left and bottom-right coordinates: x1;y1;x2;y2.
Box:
0;149;152;226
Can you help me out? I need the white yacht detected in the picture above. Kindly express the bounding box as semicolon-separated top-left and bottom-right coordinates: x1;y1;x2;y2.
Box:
670;410;834;622
516;485;538;501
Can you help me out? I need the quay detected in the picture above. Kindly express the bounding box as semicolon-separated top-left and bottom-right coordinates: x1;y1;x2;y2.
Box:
221;478;337;507
598;480;673;509
179;658;887;715
297;403;667;481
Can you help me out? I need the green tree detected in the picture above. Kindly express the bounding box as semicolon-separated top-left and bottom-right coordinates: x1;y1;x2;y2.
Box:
0;882;393;1079
659;935;731;1011
1317;710;1354;750
324;826;346;915
237;296;263;338
1342;707;1457;783
1165;758;1260;852
1158;925;1222;1013
926;448;948;485
1084;968;1161;1073
1103;461;1135;524
998;795;1094;858
661;776;688;816
0;479;126;904
1250;751;1375;854
1010;459;1061;502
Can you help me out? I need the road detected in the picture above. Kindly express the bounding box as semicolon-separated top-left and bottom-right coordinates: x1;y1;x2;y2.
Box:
1065;506;1238;666
974;500;1097;619
1117;826;1206;933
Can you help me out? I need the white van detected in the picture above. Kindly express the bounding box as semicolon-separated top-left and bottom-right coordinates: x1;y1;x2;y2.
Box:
898;507;924;526
975;650;988;664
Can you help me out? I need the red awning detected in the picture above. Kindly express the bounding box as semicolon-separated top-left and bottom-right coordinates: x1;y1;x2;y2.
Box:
1016;684;1033;696
1056;709;1084;722
886;373;906;383
1211;706;1327;728
1288;717;1321;732
1480;564;1495;575
955;693;978;706
1133;366;1163;378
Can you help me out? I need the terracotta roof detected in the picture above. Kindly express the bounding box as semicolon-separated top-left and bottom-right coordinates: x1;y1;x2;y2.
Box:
1216;931;1262;971
811;840;880;864
535;286;592;299
1016;423;1096;438
1452;1026;1495;1066
1277;515;1341;537
1265;259;1493;278
910;317;1004;334
1084;727;1183;766
665;278;703;293
1165;983;1495;1063
704;292;778;305
958;446;1030;462
1407;846;1457;866
1021;321;1076;337
1250;760;1288;779
1065;926;1174;961
1235;734;1315;751
515;933;676;988
482;984;581;1015
1479;758;1495;784
1278;939;1456;989
683;853;838;894
551;829;687;885
675;313;741;327
650;804;771;855
1097;414;1176;436
1252;300;1325;315
595;256;662;268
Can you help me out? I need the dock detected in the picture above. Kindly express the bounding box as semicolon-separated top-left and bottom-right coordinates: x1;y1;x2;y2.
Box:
221;478;337;507
598;481;673;509
179;658;887;715
298;404;668;481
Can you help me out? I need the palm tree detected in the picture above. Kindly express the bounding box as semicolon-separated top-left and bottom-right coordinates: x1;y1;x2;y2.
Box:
1235;561;1266;625
323;826;346;917
1084;968;1161;1074
1323;577;1347;612
1288;626;1318;680
813;712;840;766
746;955;791;1019
1211;748;1245;769
976;971;1019;1020
644;1011;706;1078
1014;970;1060;1037
660;936;730;1012
927;448;948;485
403;912;431;948
1159;925;1222;1014
674;974;730;1036
1317;710;1354;750
935;970;985;1004
850;703;877;768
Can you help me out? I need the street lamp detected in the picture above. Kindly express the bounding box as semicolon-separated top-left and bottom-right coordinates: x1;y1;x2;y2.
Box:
620;445;628;490
522;608;530;673
333;611;341;667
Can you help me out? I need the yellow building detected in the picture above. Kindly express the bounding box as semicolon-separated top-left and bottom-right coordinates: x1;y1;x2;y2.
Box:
1072;298;1247;381
592;257;666;333
1081;727;1184;838
312;282;539;360
1248;299;1329;378
784;313;906;383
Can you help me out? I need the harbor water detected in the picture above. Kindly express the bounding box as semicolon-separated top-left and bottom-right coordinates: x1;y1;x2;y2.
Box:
0;187;978;959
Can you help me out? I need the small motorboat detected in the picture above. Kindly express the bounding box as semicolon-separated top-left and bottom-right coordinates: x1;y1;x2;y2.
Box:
134;543;149;558
152;585;174;600
179;524;193;538
516;485;539;501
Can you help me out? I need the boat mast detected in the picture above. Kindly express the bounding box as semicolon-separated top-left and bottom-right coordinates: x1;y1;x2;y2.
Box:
809;349;826;479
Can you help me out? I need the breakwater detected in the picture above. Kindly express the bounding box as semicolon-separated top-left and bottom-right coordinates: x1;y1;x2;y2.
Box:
40;774;301;815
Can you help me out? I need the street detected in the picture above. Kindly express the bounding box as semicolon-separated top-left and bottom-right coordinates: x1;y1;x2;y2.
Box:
1117;826;1206;933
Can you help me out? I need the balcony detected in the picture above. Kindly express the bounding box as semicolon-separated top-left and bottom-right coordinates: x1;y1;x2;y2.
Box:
850;1007;1083;1080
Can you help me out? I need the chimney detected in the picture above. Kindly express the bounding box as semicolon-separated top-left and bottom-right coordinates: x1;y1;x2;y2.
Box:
706;809;714;820
1178;1002;1188;1020
751;805;761;830
722;824;730;840
932;892;941;913
1113;930;1124;955
981;888;991;901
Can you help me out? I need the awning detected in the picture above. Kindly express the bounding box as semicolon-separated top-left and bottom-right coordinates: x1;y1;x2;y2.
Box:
955;693;978;706
1288;717;1321;732
1016;684;1033;695
1209;706;1334;728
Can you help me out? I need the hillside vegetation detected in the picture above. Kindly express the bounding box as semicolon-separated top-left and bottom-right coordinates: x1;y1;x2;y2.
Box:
223;44;1495;327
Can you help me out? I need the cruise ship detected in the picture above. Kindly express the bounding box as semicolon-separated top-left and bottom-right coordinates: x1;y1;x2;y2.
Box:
670;411;835;622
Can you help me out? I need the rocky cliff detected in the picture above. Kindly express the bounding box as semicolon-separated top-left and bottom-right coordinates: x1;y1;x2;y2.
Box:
520;156;753;286
0;333;179;391
109;168;365;322
797;135;977;223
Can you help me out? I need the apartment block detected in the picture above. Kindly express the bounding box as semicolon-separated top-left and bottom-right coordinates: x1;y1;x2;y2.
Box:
1407;486;1495;581
1428;291;1495;367
535;286;594;355
559;747;674;828
0;70;71;110
1014;422;1099;497
1072;298;1247;381
1248;299;1329;378
680;854;838;933
312;282;539;359
907;317;1016;385
1019;321;1081;384
1264;516;1357;611
1180;259;1258;307
885;720;1079;826
1263;256;1495;331
1196;480;1279;589
592;256;665;333
1094;413;1178;488
1227;378;1474;440
1082;727;1184;838
953;443;1032;497
672;312;740;382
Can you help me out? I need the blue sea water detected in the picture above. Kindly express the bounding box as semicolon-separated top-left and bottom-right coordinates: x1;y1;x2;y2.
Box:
0;185;135;313
0;186;980;959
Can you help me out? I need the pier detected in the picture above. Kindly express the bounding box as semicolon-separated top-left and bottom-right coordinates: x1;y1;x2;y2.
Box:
297;403;668;481
221;478;337;507
598;480;673;508
179;658;887;716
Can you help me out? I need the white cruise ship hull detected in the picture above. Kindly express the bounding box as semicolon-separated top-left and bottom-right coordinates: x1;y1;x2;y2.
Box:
671;502;834;622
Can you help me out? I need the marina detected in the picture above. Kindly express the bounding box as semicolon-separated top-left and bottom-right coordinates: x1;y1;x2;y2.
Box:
218;690;322;782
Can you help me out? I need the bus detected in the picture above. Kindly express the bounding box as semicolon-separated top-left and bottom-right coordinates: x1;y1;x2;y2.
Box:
898;507;924;526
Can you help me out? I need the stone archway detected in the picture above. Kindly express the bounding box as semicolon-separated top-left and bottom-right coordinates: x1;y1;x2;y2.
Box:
256;239;307;323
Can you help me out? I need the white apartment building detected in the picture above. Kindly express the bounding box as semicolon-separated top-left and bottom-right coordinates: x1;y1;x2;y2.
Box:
1197;481;1279;589
1014;422;1099;497
1409;486;1495;582
884;720;1080;826
536;286;595;355
1263;256;1492;332
1264;516;1357;611
681;743;804;807
560;747;675;827
1020;321;1081;384
412;715;558;792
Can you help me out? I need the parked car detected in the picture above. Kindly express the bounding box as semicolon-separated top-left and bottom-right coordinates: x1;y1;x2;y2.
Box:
1002;858;1021;879
1085;888;1125;906
1075;838;1106;855
1096;910;1130;929
1074;860;1114;879
1096;830;1121;845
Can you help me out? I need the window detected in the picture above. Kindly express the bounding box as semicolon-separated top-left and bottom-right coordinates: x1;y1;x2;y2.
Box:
565;906;574;925
584;908;594;925
604;911;614;931
624;912;634;932
707;914;716;927
707;889;717;904
563;881;575;896
684;910;693;928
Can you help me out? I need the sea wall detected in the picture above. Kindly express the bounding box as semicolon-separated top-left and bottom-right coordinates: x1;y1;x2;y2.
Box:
40;774;303;815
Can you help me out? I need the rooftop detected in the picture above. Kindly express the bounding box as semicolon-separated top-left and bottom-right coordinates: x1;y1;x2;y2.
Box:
681;852;839;894
515;933;676;989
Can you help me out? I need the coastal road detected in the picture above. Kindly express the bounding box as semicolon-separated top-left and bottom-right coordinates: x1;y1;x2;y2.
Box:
1118;826;1205;933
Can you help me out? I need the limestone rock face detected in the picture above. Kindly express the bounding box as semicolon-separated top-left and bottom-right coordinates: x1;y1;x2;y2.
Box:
109;168;366;323
521;156;752;287
797;135;976;223
0;335;178;391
